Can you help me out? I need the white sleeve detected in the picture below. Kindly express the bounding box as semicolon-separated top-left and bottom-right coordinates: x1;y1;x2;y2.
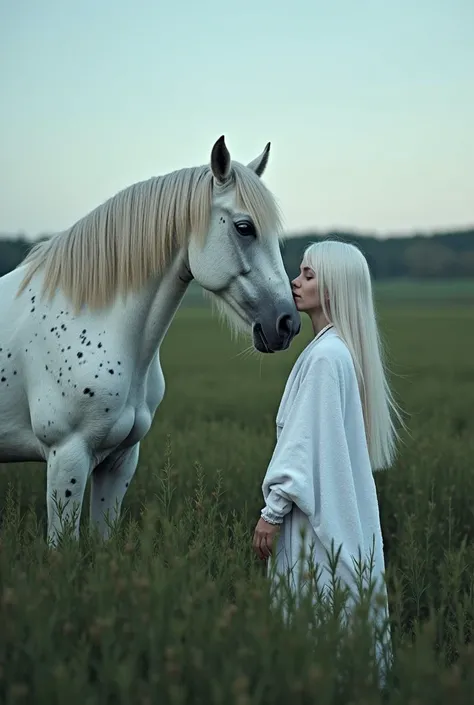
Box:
260;355;345;525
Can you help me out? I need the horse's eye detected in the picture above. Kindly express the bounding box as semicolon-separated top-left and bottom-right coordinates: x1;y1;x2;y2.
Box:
235;220;257;238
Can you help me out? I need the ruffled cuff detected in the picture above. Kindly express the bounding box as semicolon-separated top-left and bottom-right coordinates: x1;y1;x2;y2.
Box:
261;506;284;524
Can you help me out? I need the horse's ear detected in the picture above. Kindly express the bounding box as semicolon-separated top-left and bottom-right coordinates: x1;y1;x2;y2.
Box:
247;142;271;177
211;135;231;184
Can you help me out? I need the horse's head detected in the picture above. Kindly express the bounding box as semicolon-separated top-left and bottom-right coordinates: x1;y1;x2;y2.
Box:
187;136;300;353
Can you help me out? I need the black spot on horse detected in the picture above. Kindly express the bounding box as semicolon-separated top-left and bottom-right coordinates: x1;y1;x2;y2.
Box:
77;352;83;359
65;489;72;498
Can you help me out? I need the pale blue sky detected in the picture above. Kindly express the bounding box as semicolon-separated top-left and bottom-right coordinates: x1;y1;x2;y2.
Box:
1;0;473;240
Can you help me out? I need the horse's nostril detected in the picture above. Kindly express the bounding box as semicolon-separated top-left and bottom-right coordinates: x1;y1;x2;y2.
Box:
276;313;293;338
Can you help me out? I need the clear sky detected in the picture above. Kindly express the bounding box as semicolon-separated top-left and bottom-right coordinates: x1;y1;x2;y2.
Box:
1;0;473;240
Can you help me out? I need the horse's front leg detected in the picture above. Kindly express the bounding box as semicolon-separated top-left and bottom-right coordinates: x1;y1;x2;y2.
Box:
46;436;93;547
89;443;140;540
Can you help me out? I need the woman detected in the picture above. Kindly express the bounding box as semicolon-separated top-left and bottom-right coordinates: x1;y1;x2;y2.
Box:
252;240;403;635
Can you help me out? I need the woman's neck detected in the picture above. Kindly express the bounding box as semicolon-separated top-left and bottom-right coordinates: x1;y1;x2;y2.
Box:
310;311;331;338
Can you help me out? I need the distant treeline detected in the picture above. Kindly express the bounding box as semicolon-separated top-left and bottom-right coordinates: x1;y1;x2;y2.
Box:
1;227;473;280
280;228;474;280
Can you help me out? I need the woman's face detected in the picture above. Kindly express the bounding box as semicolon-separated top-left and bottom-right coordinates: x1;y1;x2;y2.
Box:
291;262;322;314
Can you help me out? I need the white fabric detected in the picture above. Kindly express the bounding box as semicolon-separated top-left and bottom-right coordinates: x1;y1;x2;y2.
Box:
261;326;390;645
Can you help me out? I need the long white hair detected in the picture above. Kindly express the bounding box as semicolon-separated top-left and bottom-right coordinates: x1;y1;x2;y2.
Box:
15;161;281;313
302;239;404;470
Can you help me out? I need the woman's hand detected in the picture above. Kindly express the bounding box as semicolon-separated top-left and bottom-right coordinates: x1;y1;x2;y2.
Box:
252;517;280;560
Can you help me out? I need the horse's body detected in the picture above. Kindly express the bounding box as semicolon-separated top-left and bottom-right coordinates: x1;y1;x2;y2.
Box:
0;136;300;545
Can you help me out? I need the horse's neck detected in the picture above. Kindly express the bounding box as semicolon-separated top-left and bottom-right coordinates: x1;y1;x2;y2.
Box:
126;248;193;365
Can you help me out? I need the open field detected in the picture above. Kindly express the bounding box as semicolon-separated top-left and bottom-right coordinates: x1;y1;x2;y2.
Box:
1;292;474;703
373;278;474;305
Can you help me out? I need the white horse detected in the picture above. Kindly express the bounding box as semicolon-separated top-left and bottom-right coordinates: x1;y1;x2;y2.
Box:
0;135;300;545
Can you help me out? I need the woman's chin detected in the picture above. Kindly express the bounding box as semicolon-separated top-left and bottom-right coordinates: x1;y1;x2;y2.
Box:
293;297;304;311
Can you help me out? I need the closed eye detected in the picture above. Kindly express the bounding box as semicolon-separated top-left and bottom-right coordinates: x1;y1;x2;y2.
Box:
234;220;257;238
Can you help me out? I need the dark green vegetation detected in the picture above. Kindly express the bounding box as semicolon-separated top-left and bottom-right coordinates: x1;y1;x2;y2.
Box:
1;290;474;703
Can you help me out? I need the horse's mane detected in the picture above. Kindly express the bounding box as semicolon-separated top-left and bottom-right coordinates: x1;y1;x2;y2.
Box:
16;160;283;312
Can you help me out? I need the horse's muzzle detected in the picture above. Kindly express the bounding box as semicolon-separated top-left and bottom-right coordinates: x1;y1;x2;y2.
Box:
252;305;301;353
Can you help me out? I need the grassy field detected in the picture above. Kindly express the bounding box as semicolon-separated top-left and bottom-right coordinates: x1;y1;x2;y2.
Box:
1;288;474;703
373;278;474;305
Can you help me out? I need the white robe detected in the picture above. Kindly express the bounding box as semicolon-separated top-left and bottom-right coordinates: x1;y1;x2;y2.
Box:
261;325;390;651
